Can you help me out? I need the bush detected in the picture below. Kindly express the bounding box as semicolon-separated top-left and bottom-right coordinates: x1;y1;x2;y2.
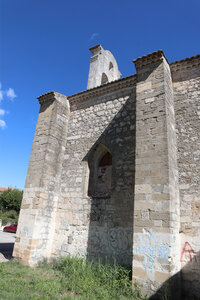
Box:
0;188;23;213
0;188;22;225
0;210;18;225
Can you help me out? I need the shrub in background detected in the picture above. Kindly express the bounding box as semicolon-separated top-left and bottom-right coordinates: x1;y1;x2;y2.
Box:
0;188;23;225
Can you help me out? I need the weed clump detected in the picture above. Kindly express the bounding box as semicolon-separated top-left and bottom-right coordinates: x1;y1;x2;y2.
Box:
0;257;146;300
54;256;145;299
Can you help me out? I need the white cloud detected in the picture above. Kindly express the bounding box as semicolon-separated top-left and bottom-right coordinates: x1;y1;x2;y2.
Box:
0;119;6;129
0;109;5;116
90;33;99;40
0;83;16;129
6;88;16;100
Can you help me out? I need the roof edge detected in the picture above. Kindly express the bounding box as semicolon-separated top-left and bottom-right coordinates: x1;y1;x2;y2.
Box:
133;49;167;61
68;74;136;104
170;54;200;72
37;52;200;106
170;54;200;65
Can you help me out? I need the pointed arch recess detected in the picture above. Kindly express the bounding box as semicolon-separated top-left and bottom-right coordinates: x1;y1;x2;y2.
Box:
88;144;112;197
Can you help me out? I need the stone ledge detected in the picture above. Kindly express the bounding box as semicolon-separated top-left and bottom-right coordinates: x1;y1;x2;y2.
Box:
37;91;68;106
68;75;136;104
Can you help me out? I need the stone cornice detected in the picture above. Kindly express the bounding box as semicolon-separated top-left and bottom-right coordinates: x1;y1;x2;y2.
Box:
37;91;55;105
170;54;200;72
68;75;136;105
37;53;200;107
37;91;68;106
133;50;169;70
37;75;136;107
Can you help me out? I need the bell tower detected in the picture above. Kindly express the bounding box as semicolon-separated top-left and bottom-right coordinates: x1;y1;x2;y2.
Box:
87;44;121;89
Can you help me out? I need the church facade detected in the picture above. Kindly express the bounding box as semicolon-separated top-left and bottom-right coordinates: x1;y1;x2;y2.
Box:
14;45;200;299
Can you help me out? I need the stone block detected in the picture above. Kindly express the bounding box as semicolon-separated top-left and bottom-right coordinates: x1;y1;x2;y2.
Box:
137;81;152;93
132;267;147;279
154;271;170;283
135;184;152;194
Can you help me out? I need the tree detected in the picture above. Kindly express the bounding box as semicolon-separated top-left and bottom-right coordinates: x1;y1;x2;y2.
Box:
0;188;23;213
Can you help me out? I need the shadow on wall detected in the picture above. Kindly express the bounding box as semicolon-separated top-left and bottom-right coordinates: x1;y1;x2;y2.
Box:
82;88;136;267
82;60;161;267
150;250;200;300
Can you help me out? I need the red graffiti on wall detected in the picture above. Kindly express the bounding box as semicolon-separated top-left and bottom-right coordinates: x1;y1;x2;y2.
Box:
180;242;197;263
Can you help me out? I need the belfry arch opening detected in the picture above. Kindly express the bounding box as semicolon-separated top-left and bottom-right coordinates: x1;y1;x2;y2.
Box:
101;73;108;85
109;62;113;70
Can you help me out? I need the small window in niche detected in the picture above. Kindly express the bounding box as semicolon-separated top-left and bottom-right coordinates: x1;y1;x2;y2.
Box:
96;152;112;196
109;62;113;70
101;73;108;85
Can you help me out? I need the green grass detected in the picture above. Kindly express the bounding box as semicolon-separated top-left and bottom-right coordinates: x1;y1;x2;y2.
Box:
0;257;147;300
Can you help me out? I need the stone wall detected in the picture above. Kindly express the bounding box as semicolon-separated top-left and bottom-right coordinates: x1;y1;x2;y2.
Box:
171;57;200;299
51;80;136;266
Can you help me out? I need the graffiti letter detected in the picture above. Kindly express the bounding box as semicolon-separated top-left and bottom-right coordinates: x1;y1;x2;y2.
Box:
180;242;197;263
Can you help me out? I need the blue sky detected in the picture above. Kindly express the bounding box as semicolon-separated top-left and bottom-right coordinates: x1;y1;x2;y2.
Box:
0;0;199;190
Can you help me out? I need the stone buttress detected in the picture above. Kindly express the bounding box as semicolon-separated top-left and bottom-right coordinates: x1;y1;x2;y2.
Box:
13;92;70;266
132;51;181;297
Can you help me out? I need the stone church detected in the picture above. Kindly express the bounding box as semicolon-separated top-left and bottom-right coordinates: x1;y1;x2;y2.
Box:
14;45;200;299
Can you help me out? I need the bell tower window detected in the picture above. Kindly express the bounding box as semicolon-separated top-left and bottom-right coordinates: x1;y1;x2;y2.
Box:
101;73;108;85
109;62;113;70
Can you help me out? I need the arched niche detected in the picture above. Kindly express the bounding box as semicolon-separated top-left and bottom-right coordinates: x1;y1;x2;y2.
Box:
88;144;112;197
